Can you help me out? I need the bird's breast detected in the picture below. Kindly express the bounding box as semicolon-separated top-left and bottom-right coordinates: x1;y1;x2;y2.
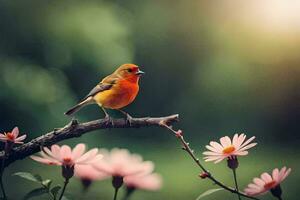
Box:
93;80;139;109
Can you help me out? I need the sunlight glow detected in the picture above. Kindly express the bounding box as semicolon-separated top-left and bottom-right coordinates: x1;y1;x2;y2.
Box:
250;0;300;32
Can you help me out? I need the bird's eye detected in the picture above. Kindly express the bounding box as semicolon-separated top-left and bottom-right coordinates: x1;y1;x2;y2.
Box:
127;68;133;73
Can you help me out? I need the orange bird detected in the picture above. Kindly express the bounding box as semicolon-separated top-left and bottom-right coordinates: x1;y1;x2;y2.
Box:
65;64;144;123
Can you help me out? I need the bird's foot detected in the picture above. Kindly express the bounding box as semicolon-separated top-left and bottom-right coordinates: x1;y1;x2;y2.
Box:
104;115;114;126
125;113;133;126
118;109;134;126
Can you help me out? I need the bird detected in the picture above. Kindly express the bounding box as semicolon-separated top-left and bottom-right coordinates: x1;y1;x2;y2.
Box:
65;63;144;124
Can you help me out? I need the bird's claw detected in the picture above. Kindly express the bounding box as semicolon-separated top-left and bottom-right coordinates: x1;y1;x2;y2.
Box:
125;114;133;126
104;115;114;126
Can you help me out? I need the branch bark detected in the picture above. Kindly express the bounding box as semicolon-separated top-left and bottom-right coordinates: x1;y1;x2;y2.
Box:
0;114;179;168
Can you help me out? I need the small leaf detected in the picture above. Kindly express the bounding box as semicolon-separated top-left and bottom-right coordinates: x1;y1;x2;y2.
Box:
42;179;52;188
50;186;61;198
196;188;224;200
23;187;48;200
13;172;42;183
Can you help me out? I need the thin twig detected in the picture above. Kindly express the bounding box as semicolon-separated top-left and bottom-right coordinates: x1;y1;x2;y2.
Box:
0;115;179;168
160;122;260;200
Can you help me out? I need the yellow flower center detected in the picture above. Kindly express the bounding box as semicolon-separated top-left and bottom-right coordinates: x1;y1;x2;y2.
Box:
264;181;276;189
222;145;235;154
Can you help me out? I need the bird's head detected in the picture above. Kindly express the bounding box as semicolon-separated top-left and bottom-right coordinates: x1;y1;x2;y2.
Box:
115;64;145;83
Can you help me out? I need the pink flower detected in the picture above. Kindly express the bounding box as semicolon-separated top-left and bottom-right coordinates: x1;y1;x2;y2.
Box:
203;133;257;163
124;173;162;191
0;127;26;144
31;143;102;167
244;167;291;196
93;148;154;178
74;164;109;189
74;164;108;181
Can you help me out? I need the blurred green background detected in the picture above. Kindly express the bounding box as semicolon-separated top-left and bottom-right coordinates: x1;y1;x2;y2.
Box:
0;0;299;199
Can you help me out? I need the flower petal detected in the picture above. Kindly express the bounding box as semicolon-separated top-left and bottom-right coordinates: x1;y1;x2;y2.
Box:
279;167;291;182
0;134;7;139
43;147;53;157
204;156;221;162
236;134;246;149
12;127;19;137
205;145;221;153
232;134;239;147
220;136;231;147
253;177;265;186
203;151;222;156
51;145;61;158
239;136;256;149
278;166;287;181
261;173;272;183
238;143;257;152
272;168;279;182
15;134;26;142
209;141;223;151
76;148;99;164
247;183;261;190
72;143;86;160
60;145;72;160
214;157;225;163
234;151;248;156
14;141;24;144
31;156;60;165
90;154;103;163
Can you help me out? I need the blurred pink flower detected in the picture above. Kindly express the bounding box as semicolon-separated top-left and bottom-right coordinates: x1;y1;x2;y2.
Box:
0;127;26;144
124;173;162;191
244;167;291;196
203;133;257;163
93;148;154;178
75;164;108;181
31;143;102;167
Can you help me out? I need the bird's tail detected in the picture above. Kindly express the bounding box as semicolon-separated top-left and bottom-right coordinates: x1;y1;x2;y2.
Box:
64;97;93;116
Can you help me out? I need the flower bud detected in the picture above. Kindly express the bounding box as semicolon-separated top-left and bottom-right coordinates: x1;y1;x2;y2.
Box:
227;156;239;169
270;184;282;199
125;186;135;199
112;176;123;189
199;172;210;179
62;165;74;180
175;130;183;138
81;178;93;191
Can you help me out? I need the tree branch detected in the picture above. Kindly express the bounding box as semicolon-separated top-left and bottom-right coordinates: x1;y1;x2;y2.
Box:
159;122;261;200
0;114;179;168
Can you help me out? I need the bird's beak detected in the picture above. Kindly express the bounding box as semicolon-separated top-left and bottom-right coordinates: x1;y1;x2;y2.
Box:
135;69;145;76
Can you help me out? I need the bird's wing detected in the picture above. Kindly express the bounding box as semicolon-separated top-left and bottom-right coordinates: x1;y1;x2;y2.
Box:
81;74;118;101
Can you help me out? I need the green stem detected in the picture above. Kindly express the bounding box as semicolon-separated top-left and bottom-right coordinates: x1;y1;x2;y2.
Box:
58;178;69;200
113;187;119;200
232;169;242;200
